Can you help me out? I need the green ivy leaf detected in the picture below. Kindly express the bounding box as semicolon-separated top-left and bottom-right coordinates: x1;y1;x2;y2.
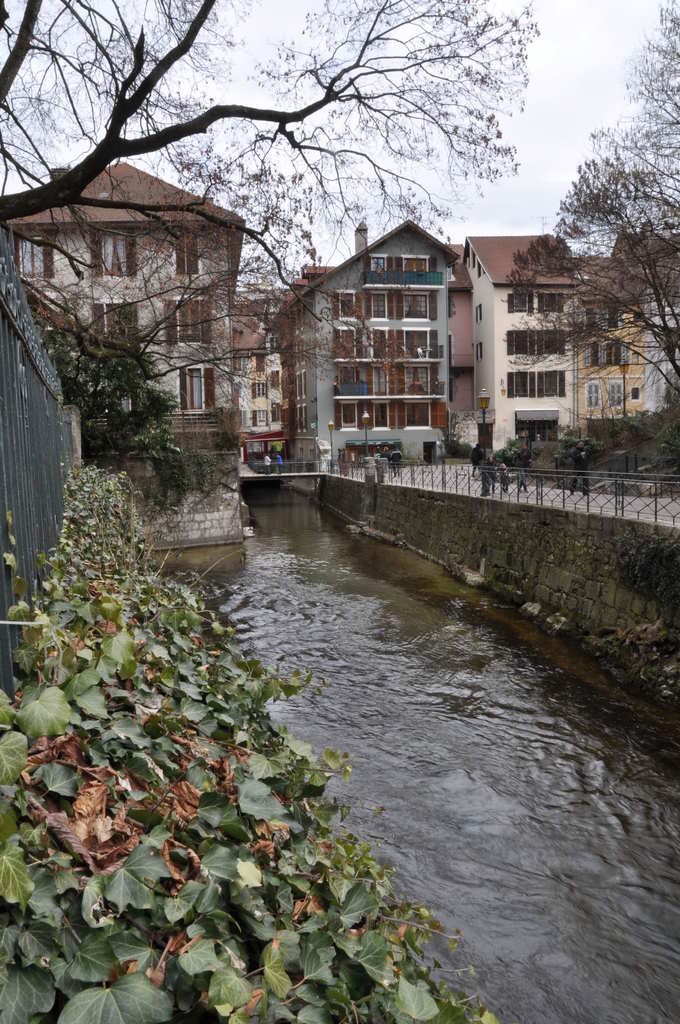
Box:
263;943;292;999
301;933;335;984
354;931;391;985
237;779;292;824
395;977;439;1021
339;883;379;929
68;933;116;982
201;844;238;880
0;842;33;910
101;631;135;667
0;731;27;784
0;966;55;1024
57;974;173;1024
178;938;221;976
104;844;171;912
0;691;15;728
207;966;253;1017
34;762;78;796
16;687;71;738
297;1007;334;1024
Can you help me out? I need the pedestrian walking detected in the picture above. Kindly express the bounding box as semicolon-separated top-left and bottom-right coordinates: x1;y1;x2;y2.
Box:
275;451;283;473
389;447;402;478
471;442;483;478
569;440;589;496
499;462;510;494
263;453;272;475
481;455;496;497
517;443;531;493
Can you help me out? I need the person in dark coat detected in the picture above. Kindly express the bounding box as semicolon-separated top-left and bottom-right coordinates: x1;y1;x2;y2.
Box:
481;455;496;496
570;440;589;495
389;447;402;478
517;443;531;493
471;442;484;478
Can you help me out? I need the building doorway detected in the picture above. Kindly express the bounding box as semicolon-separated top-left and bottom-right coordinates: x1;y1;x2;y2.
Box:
477;422;493;450
423;441;436;463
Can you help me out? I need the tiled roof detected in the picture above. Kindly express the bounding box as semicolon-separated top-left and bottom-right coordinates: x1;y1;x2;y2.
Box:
449;244;472;289
12;162;243;226
465;235;573;286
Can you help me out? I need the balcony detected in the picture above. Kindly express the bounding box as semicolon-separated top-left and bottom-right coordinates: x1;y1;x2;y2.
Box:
401;345;444;361
336;381;369;396
364;270;443;286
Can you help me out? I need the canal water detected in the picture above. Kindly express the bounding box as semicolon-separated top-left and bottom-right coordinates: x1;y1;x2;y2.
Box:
170;488;680;1024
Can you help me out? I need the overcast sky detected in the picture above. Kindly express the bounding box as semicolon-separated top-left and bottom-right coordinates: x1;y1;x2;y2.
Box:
233;0;656;255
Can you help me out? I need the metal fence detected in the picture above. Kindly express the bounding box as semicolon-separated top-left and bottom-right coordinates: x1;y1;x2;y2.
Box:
327;460;680;526
0;228;72;695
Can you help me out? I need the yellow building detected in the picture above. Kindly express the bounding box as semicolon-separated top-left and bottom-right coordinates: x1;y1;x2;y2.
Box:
577;310;647;426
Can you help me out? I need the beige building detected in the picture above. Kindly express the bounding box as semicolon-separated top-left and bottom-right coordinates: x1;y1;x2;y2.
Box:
463;236;574;450
12;163;243;419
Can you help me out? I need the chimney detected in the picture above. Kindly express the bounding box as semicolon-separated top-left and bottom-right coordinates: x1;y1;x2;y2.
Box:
355;221;368;253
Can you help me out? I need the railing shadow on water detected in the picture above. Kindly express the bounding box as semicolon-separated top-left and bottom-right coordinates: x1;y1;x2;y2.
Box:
325;461;680;526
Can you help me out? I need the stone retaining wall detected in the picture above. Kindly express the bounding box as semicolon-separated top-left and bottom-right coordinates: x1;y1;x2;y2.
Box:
96;452;243;549
319;477;680;701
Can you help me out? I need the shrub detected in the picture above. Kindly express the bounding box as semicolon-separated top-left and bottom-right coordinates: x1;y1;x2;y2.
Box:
0;466;493;1024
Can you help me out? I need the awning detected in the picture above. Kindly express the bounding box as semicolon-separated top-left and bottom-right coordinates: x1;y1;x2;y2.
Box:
343;438;402;447
515;409;559;422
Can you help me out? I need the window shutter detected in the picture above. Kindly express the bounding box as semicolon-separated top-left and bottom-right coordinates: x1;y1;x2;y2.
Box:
387;292;395;319
332;293;339;319
396;291;404;319
507;373;515;398
507;331;515;356
175;240;185;275
429;328;438;355
334;402;342;429
527;292;534;313
559;370;566;397
43;240;54;278
200;300;212;344
187;237;199;275
125;236;137;276
395;365;405;394
179;368;187;410
536;371;544;397
251;410;257;426
429;255;438;272
13;234;20;266
536;293;544;313
89;230;102;276
164;301;177;344
386;256;394;271
507;292;514;314
204;366;216;408
429;292;437;320
529;373;536;398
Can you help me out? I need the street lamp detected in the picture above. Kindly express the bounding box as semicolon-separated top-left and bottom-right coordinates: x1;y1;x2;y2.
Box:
478;387;490;457
361;409;370;460
618;359;629;417
328;420;334;472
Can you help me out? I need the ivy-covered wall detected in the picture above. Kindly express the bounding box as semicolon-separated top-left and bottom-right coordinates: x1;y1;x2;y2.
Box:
97;452;243;549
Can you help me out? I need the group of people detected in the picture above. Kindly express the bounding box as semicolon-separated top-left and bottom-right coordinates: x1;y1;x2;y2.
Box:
469;439;590;497
262;451;284;473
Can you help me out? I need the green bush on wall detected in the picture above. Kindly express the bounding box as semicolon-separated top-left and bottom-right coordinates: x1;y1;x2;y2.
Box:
617;532;680;613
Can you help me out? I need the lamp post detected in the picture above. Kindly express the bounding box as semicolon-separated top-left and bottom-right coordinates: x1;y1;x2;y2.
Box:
618;360;629;417
478;387;490;457
361;409;370;460
328;420;335;472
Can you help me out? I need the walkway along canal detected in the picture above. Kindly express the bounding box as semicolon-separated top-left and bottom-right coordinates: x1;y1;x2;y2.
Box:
171;488;680;1024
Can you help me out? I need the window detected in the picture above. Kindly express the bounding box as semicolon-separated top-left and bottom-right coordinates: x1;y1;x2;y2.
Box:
93;302;138;338
254;381;267;398
256;409;268;425
241;410;249;427
584;342;600;366
448;293;456;317
374;402;389;427
608;379;624;407
476;342;483;360
403;256;427;272
472;253;476;268
96;232;135;276
475;303;483;323
537;292;565;313
164;299;212;344
405;366;429;394
339;292;355;318
585;380;601;408
477;261;482;278
271;403;281;421
240;356;249;371
404;293;428;318
507;330;565;356
371;293;387;318
631;386;640;401
508;291;533;313
176;235;199;275
405;402;429;426
270;370;280;388
372;329;387;359
507;372;530;398
404;330;428;357
370;255;386;273
18;239;48;277
255;353;266;372
507;371;565;398
341;403;357;427
181;365;216;411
